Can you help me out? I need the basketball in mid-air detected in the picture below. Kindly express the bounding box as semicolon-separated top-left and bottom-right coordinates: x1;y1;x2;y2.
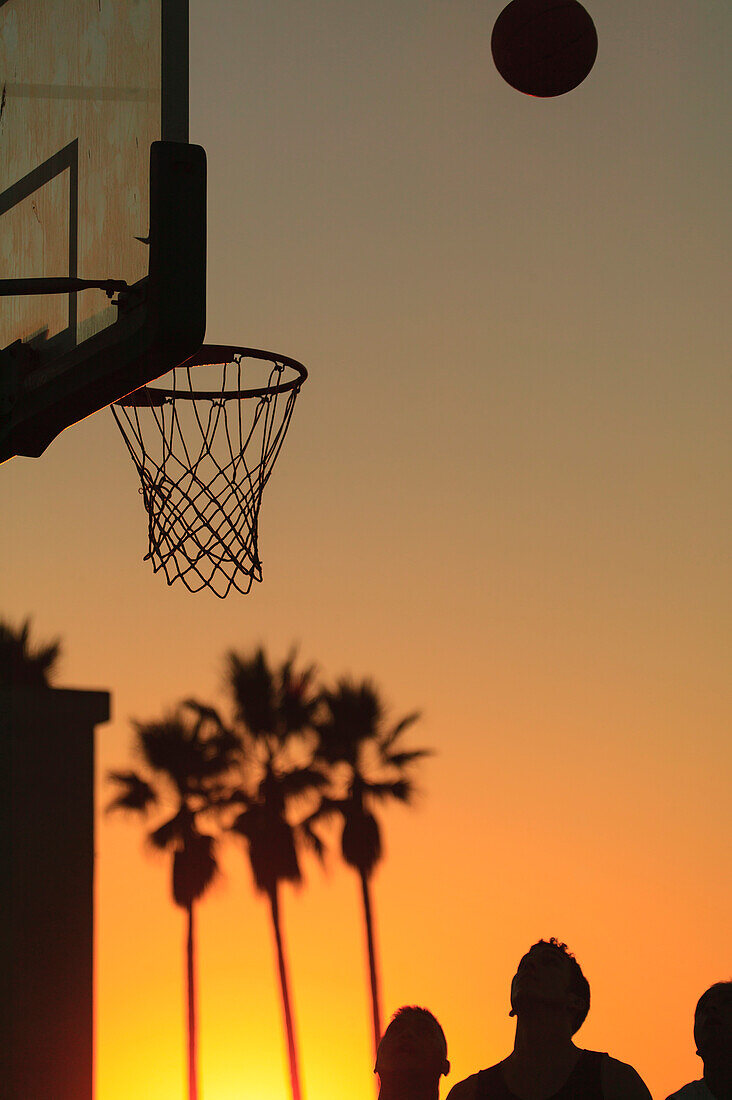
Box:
491;0;598;97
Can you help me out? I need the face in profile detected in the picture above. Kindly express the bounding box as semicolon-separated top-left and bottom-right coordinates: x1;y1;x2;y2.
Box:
694;984;732;1062
510;943;580;1018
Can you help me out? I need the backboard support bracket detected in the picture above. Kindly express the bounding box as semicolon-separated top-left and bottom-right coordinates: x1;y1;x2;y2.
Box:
0;278;130;300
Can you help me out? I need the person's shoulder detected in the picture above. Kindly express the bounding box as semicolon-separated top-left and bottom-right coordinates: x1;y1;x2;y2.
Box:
598;1052;653;1100
445;1070;484;1100
445;1073;479;1100
664;1082;711;1100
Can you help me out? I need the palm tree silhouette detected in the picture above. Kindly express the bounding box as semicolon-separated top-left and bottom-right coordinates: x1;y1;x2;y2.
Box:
224;647;325;1100
312;679;430;1063
0;616;60;686
106;700;237;1100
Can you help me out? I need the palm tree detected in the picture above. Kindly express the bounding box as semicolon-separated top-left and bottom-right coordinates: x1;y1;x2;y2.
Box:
0;616;61;687
312;679;430;1063
225;647;326;1100
106;700;237;1100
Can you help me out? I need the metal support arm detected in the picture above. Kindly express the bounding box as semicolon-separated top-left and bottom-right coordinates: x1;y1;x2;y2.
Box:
0;277;129;298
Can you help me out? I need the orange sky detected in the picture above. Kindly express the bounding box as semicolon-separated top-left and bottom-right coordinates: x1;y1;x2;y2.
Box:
3;1;731;1099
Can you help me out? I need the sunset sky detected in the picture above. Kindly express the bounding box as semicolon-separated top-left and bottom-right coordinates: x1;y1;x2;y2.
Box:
2;1;731;1099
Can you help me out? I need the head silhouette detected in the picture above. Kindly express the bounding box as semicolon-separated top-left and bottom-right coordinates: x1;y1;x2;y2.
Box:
510;938;590;1036
694;981;732;1067
375;1006;449;1099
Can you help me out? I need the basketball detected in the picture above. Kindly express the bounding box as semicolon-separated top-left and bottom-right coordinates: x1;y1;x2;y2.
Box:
491;0;598;98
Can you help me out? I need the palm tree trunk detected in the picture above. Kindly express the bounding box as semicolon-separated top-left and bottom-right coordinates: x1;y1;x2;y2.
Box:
269;884;303;1100
359;869;382;1064
186;902;199;1100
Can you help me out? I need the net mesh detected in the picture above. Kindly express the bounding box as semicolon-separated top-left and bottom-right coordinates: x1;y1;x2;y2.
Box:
112;350;303;598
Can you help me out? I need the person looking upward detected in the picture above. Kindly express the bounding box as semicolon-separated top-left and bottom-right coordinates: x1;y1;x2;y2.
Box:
375;1006;451;1100
666;981;732;1100
447;938;652;1100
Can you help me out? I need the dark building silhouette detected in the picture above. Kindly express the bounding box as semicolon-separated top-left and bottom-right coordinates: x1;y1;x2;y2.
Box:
1;684;109;1100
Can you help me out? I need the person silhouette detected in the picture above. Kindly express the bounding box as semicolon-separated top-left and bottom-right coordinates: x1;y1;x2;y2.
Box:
375;1006;451;1100
446;938;652;1100
665;981;732;1100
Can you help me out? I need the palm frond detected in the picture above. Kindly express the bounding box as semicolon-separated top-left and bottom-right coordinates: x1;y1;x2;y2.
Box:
364;778;414;804
279;652;319;737
0;617;61;687
301;796;348;825
182;698;226;729
210;785;252;810
134;706;237;794
275;765;329;798
315;679;384;766
226;647;276;737
134;716;191;788
384;749;433;768
313;724;356;767
297;820;327;862
148;806;194;851
105;770;158;814
380;711;421;749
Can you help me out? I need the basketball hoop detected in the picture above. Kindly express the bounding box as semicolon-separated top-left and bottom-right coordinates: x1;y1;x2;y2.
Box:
112;345;307;598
